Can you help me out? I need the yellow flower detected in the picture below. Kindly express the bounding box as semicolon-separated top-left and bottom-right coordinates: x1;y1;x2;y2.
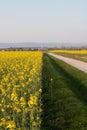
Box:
28;94;37;107
20;97;25;106
14;107;21;113
1;108;4;112
32;121;36;127
0;118;6;127
39;88;42;93
6;121;16;130
11;92;18;101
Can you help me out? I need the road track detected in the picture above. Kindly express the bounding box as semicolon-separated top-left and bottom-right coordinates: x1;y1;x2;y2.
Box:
48;53;87;73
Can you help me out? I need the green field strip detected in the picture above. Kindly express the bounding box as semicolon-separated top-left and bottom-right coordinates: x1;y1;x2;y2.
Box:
41;53;87;130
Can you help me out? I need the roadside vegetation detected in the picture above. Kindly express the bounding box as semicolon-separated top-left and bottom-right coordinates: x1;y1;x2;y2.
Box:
42;53;87;130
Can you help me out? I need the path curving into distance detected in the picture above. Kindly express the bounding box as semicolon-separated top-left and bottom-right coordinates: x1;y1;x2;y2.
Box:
48;53;87;73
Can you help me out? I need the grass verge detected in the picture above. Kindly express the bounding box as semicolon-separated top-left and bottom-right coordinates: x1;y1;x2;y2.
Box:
41;53;87;130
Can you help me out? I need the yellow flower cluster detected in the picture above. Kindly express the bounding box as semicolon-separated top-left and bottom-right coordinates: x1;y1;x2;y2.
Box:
0;117;16;130
49;50;87;54
28;94;37;107
0;51;42;130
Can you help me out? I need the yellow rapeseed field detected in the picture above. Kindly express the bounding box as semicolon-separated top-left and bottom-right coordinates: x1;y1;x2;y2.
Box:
49;50;87;54
0;51;42;130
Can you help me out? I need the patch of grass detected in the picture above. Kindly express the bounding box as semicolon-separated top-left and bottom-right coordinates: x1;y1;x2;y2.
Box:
41;53;87;130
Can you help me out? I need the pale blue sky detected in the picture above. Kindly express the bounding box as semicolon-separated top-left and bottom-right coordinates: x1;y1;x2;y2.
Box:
0;0;87;44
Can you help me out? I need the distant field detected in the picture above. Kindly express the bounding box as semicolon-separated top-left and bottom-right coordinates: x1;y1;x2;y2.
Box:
49;50;87;62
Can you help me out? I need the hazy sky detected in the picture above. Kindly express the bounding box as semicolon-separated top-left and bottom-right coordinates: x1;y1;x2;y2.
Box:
0;0;87;43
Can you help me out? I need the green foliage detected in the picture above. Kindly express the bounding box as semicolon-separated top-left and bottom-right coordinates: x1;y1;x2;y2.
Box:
42;53;87;130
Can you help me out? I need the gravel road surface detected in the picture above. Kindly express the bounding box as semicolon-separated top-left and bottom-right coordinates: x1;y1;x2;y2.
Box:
48;53;87;73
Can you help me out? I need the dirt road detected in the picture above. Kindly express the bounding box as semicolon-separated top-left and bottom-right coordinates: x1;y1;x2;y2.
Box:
48;53;87;73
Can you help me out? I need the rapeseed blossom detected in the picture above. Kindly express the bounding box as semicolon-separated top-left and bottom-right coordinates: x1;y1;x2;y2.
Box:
49;50;87;54
0;51;42;130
